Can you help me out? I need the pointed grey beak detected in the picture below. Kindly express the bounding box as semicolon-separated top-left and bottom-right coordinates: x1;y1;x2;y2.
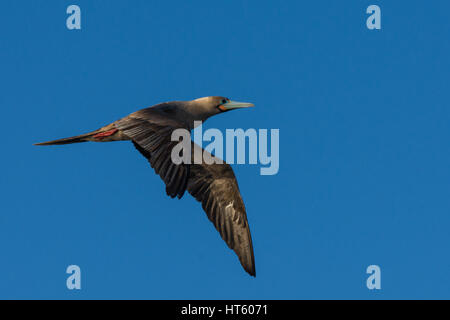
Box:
222;100;254;110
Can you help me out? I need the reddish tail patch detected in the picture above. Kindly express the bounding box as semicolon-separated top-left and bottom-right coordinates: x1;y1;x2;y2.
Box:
93;128;118;139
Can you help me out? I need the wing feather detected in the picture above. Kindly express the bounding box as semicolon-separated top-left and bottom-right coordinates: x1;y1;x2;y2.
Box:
187;145;256;276
115;115;189;199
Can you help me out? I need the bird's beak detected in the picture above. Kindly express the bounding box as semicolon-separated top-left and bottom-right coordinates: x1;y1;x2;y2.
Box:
221;100;254;110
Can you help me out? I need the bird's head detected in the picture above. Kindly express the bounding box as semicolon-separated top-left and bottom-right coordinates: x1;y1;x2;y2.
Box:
188;96;254;123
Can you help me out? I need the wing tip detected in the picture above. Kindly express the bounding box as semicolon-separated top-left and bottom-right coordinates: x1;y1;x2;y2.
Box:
244;261;256;277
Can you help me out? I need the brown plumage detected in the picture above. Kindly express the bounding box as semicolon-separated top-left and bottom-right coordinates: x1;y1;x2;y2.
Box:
35;96;256;276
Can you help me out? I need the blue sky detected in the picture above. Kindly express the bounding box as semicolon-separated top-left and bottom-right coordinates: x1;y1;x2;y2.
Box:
1;0;450;299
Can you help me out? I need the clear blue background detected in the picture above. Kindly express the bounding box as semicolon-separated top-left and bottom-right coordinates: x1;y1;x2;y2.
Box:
1;0;449;299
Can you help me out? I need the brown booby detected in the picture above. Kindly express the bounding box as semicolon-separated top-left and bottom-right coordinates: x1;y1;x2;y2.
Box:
35;96;256;276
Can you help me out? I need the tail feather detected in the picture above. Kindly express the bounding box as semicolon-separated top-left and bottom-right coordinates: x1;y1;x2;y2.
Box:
34;131;99;146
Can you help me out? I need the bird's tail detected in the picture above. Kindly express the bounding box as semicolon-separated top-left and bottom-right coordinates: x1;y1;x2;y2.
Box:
33;128;106;146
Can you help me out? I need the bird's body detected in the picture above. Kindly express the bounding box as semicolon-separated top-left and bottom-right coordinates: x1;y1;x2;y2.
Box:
35;97;256;276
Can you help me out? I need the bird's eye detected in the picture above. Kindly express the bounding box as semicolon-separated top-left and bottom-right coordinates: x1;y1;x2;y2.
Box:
221;99;228;104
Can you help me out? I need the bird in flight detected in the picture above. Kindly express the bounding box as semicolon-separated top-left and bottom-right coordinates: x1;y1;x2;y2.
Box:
35;96;256;276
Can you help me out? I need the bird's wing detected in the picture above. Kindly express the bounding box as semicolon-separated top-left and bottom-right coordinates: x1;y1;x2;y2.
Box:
187;144;256;276
116;110;255;276
114;111;190;199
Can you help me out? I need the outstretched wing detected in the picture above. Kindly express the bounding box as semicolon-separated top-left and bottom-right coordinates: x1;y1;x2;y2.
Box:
187;144;256;276
116;109;255;276
114;109;190;199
